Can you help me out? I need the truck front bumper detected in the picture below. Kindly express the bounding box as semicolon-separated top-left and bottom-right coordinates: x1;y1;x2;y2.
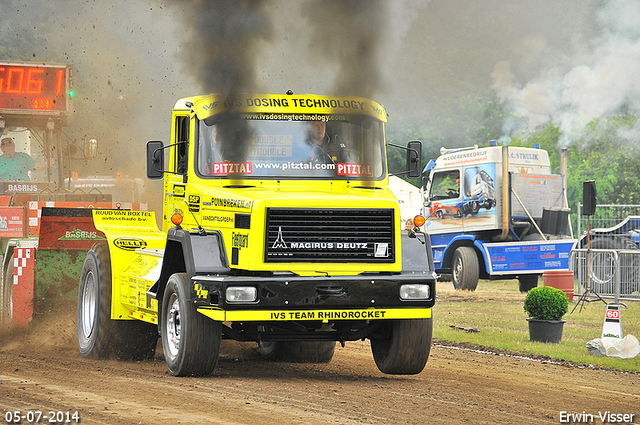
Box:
192;272;436;322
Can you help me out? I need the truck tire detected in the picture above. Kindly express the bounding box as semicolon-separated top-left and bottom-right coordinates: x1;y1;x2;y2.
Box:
161;273;221;376
371;318;432;375
258;340;336;363
78;242;158;361
518;275;539;292
452;246;479;291
0;253;13;330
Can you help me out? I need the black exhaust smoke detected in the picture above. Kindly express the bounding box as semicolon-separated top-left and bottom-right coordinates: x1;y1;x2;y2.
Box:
304;0;388;98
166;0;393;162
166;0;274;162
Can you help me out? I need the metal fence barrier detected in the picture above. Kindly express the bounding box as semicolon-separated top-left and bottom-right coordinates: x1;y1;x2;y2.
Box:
571;248;640;303
573;203;640;303
577;203;640;235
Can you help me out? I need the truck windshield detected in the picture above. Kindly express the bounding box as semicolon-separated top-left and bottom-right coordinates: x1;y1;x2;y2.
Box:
196;115;386;180
428;171;460;200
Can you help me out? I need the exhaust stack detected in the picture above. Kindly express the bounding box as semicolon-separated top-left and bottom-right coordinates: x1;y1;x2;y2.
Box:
499;145;509;241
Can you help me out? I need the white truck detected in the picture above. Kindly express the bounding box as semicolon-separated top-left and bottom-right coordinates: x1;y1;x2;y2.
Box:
420;144;576;292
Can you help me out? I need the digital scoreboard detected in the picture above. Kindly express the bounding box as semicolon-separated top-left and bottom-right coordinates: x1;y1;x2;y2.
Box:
0;61;71;115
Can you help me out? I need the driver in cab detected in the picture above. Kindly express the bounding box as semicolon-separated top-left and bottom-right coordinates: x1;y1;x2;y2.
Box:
306;120;343;164
445;173;460;198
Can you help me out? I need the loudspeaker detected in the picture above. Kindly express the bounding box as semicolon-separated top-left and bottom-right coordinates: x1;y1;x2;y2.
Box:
583;180;597;216
540;208;558;235
541;208;571;235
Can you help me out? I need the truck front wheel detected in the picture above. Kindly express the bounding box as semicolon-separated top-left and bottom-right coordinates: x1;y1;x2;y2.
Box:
77;242;157;360
370;318;432;375
161;273;221;376
452;246;479;291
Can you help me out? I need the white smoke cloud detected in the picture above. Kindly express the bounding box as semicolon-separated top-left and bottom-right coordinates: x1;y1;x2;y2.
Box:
491;0;640;145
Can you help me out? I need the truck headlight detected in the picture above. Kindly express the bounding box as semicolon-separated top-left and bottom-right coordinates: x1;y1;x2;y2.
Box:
399;284;430;300
226;286;258;303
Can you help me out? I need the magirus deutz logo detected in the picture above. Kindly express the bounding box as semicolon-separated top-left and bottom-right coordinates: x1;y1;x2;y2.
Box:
271;227;389;257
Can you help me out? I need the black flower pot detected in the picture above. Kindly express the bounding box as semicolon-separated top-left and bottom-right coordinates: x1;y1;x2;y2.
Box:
527;318;565;343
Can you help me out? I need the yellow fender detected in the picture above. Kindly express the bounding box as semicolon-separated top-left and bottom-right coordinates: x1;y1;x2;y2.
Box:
92;210;167;323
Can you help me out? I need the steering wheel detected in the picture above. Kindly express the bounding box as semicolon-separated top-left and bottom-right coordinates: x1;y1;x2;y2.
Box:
325;148;362;163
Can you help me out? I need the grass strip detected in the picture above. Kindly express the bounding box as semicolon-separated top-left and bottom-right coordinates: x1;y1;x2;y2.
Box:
433;279;640;372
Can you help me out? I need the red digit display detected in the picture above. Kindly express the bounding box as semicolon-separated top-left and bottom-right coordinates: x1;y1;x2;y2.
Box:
0;62;70;113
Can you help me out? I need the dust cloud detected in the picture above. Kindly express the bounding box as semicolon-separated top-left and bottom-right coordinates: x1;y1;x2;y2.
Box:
0;0;187;181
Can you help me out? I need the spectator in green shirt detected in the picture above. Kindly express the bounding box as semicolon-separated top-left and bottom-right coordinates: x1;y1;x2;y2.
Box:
0;137;45;181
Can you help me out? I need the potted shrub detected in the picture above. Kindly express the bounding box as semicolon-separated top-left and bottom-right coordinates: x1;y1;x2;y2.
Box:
523;286;569;343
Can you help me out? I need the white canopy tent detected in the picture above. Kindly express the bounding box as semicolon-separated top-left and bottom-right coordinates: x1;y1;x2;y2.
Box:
389;176;423;223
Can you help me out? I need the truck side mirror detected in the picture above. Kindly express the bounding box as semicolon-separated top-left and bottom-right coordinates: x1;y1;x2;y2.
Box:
406;140;422;179
147;140;165;179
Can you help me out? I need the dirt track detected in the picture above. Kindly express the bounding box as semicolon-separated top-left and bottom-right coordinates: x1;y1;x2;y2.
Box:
1;304;638;424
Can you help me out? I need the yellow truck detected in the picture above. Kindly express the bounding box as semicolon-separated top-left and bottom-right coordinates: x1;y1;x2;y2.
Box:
76;92;436;376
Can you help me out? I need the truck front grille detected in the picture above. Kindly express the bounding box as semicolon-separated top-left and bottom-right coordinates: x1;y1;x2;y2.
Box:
265;208;395;263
